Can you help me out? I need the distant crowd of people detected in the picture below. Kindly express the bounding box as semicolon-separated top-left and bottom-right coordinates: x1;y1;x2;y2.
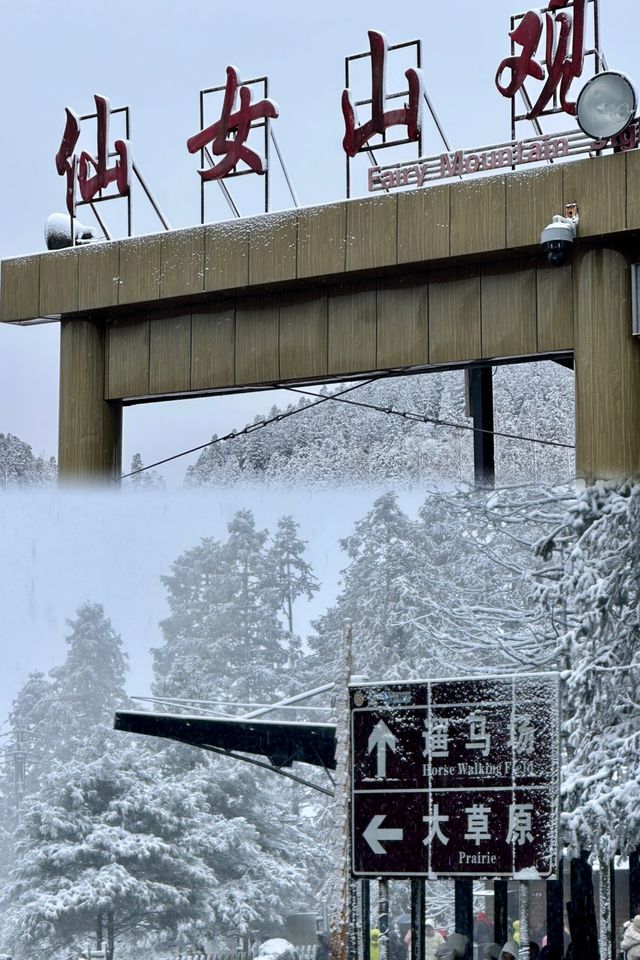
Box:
349;912;570;960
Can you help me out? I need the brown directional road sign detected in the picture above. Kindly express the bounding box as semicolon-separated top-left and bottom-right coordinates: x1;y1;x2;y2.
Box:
350;674;560;879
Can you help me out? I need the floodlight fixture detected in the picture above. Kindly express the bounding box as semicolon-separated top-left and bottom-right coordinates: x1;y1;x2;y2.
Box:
576;71;637;140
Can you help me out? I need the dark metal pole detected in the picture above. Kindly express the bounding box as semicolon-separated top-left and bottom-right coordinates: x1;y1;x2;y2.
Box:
568;852;599;959
410;878;425;960
546;862;564;960
96;911;103;953
379;879;390;960
362;880;371;960
455;879;473;956
466;366;495;488
630;849;640;917
494;879;509;947
609;860;617;960
106;910;114;960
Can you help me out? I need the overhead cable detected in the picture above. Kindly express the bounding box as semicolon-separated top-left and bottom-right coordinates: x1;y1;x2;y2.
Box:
285;385;575;451
124;371;574;479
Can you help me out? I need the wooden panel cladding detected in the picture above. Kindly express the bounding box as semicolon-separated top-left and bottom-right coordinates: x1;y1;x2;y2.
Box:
481;263;537;358
297;204;346;279
376;277;429;369
574;248;640;479
205;220;250;292
249;214;297;286
235;297;280;384
191;302;235;390
106;257;575;400
118;235;162;305
450;175;507;257
327;283;377;375
39;249;78;316
1;256;40;322
160;228;204;300
279;292;328;381
4;151;640;327
506;167;563;249
428;269;481;364
626;149;640;230
536;263;574;353
397;184;450;264
78;243;120;312
149;310;192;395
563;151;626;238
346;194;397;272
107;315;150;399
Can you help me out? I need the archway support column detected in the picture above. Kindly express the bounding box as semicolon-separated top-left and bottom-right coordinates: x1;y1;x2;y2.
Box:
58;318;122;483
574;248;640;481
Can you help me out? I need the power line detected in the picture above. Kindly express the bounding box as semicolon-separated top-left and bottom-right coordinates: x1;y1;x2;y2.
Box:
286;385;575;451
121;377;379;479
124;372;574;479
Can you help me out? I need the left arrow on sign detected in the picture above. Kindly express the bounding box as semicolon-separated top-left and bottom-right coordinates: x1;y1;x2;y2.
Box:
367;719;397;778
363;814;404;854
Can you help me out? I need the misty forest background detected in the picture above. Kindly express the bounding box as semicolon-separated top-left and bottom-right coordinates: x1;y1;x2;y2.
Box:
1;363;639;959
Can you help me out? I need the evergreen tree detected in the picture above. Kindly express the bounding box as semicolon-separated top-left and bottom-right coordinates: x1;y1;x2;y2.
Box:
154;511;289;705
308;493;426;681
45;603;129;762
535;482;640;858
268;517;319;668
0;434;56;488
0;736;319;960
125;454;166;490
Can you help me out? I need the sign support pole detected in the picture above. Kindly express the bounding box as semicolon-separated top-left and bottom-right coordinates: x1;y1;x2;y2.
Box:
361;880;371;960
454;880;473;952
494;880;509;946
546;864;564;960
598;860;613;960
519;881;530;960
410;878;425;960
331;620;353;960
378;879;389;960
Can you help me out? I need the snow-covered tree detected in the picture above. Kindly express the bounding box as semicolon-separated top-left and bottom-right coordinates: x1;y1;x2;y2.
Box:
1;734;320;960
535;482;640;858
45;603;129;763
0;434;56;488
124;454;166;490
308;493;425;681
183;364;573;490
268;516;319;668
154;511;291;705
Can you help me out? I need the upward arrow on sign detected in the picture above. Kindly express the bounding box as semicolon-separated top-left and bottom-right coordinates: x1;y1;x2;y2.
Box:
367;719;397;778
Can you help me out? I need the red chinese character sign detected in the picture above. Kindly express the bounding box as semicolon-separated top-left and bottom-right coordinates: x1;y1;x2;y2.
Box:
187;69;279;219
342;30;424;197
350;675;560;878
55;95;131;218
187;67;278;180
342;31;423;157
496;0;600;139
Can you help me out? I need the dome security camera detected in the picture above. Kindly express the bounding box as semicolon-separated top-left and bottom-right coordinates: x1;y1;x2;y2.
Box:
540;214;578;267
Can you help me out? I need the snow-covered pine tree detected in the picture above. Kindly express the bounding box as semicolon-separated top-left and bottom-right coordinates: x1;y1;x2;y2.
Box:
0;434;57;488
44;603;129;763
154;511;290;706
125;453;166;490
535;482;640;859
267;516;319;670
307;492;426;683
0;734;320;960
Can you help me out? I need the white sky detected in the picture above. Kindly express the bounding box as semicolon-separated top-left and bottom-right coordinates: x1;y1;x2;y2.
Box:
0;0;634;717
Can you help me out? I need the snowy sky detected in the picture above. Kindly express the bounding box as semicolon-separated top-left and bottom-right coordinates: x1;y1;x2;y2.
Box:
0;487;427;725
0;1;636;720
